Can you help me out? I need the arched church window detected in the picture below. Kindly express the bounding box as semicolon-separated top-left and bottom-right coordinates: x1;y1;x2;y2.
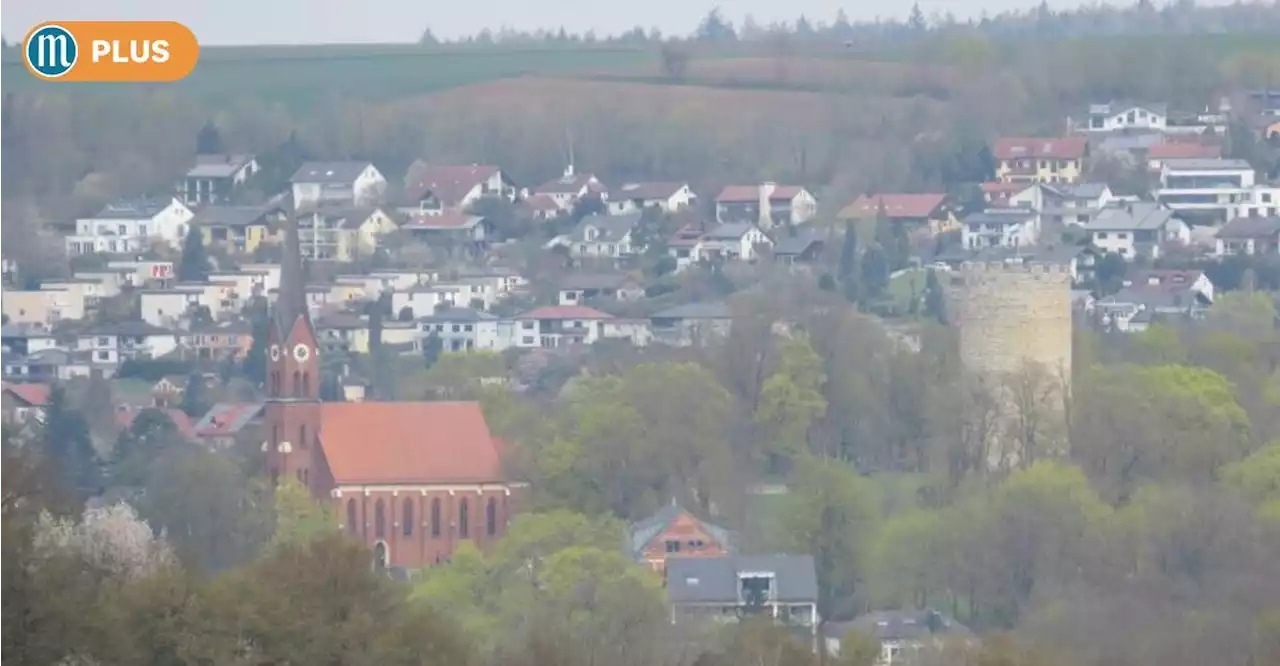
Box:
486;497;497;536
347;499;357;533
375;499;386;538
459;499;470;538
431;498;441;537
403;498;414;537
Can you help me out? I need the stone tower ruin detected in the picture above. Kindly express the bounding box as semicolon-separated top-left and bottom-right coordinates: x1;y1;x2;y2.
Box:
945;258;1074;470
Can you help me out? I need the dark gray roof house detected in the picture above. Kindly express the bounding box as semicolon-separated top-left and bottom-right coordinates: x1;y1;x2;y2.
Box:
569;211;644;243
1216;215;1280;239
186;154;257;179
666;555;818;605
190;205;285;229
91;197;182;219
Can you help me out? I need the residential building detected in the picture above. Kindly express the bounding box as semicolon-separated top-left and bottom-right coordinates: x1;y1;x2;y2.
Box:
1097;285;1211;332
993;137;1088;184
960;208;1041;249
150;375;188;408
1226;184;1280;220
1;382;51;427
1145;141;1222;172
115;405;196;441
400;212;492;253
391;287;457;320
665;555;820;637
1079;101;1168;133
607;182;695;214
513;305;615;349
697;223;773;262
1154;158;1256;217
1087;203;1188;260
772;230;827;267
173;321;255;362
416;308;507;352
178;153;259;206
1215;216;1280;256
650;301;733;346
627;502;736;574
315;314;417;356
66;197;195;255
193;402;264;450
530;167;605;211
192;205;285;254
3;349;96;383
838;193;956;234
39;277;118;311
1040;182;1114;226
559;211;644;260
2;288;86;325
714;183;818;228
106;260;177;286
1;323;60;358
401;162;516;215
75;321;178;366
1123;269;1215;303
296;206;398;262
290;161;387;209
979;181;1036;207
825;610;972;666
264;219;524;570
139;285;221;328
557;273;644;306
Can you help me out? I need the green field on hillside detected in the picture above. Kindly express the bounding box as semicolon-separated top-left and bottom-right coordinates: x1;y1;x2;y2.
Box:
1;45;658;108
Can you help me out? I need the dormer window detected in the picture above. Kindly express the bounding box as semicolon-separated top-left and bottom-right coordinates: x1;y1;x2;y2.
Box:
584;226;598;241
738;572;776;609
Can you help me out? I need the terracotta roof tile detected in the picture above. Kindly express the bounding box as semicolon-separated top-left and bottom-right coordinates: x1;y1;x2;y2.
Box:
839;193;946;219
403;164;500;208
3;382;51;407
1147;142;1222;160
994;137;1088;160
403;211;482;230
516;305;614;320
115;406;197;440
614;182;689;201
318;401;505;485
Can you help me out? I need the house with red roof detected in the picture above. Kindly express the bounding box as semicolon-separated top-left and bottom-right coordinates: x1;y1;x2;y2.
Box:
531;167;607;211
263;217;524;570
1;382;51;426
400;162;516;215
715;183;817;228
114;405;198;441
838;193;956;234
1145;141;1223;172
193;402;265;449
513;304;615;349
993;137;1089;184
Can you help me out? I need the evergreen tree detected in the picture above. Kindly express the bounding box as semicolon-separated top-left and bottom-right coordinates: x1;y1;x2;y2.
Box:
178;226;210;282
908;2;928;31
196;121;224;155
42;387;101;502
180;373;210;418
242;297;269;386
422;331;443;370
860;246;890;303
838;222;860;304
924;268;948;323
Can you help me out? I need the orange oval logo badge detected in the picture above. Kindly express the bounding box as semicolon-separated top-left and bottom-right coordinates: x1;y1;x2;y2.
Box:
23;21;199;82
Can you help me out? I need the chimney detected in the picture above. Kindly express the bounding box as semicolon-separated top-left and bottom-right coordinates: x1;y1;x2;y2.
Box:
758;181;776;229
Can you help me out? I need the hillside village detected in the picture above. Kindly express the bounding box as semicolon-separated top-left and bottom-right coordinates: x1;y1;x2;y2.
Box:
5;8;1280;666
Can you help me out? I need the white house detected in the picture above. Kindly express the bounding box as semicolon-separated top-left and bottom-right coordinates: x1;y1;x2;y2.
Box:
75;322;178;366
696;223;773;262
714;183;819;228
290;161;387;209
66;197;194;256
1225;184;1280;220
391;287;458;320
178;153;259;206
1154;158;1257;217
531;167;606;211
512;305;616;349
1088;202;1188;260
400;162;517;215
607;182;695;215
961;208;1041;249
139;285;218;328
1080;101;1168;133
556;211;644;260
1214;216;1280;257
415;308;507;352
826;610;972;666
1039;182;1114;227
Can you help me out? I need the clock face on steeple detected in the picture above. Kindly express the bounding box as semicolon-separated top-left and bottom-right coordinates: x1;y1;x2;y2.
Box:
293;344;311;363
270;344;281;362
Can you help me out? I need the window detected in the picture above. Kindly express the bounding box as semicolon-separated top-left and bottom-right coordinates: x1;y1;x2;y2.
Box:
347;499;357;533
431;498;441;537
96;336;110;346
486;497;497;536
302;373;310;396
375;499;386;538
665;539;681;553
292;370;301;396
452;324;460;332
459;499;470;538
1096;232;1109;239
96;351;110;361
521;321;535;330
270;372;279;394
463;324;473;332
300;425;307;450
403;498;414;537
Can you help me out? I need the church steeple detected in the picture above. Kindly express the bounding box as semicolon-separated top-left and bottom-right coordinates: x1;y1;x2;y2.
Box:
266;215;319;402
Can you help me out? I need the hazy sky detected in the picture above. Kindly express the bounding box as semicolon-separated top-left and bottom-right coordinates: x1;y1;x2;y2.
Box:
0;0;1190;45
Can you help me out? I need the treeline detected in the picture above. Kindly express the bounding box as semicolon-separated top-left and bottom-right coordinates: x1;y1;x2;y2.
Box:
430;1;1280;47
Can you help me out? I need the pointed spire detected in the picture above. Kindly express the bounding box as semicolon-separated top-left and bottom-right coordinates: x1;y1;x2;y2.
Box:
274;214;308;334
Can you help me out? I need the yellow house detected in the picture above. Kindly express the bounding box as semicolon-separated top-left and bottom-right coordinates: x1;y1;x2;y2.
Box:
296;206;399;262
316;314;418;355
191;205;286;255
993;137;1089;184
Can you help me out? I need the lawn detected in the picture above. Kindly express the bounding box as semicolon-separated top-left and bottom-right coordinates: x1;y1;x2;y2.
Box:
886;268;927;315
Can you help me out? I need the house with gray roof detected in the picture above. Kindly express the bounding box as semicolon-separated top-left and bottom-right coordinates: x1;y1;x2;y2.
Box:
823;609;973;665
178;153;259;206
557;273;644;305
557;211;645;260
66;196;195;256
414;308;509;352
651;301;732;347
772;230;826;266
960;208;1040;250
190;205;286;254
1080;100;1169;133
1087;202;1188;260
627;501;737;574
606;181;696;215
696;222;773;262
1039;182;1114;227
666;555;820;636
289;161;387;209
1215;216;1280;257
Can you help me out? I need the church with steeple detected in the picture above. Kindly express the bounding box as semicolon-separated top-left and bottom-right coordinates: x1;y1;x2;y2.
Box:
263;217;521;569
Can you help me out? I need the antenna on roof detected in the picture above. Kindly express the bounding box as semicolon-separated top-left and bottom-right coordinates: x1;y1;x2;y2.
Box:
564;128;575;179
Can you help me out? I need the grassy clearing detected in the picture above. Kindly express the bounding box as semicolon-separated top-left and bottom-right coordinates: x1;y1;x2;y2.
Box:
887;268;927;314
